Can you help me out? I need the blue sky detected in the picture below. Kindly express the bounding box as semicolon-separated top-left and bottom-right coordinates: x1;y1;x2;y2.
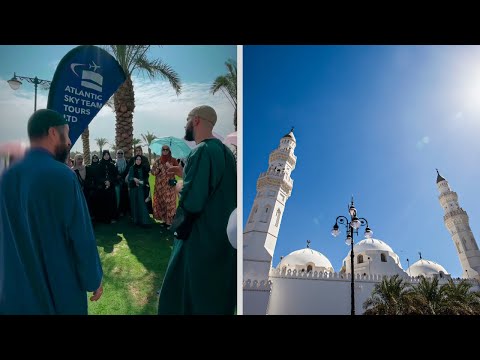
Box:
244;45;480;278
0;45;236;152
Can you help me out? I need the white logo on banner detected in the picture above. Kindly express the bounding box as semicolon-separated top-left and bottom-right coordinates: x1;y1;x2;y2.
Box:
70;61;103;92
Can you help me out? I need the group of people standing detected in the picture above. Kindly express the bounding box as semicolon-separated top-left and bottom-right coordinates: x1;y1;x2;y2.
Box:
1;105;237;315
69;145;180;228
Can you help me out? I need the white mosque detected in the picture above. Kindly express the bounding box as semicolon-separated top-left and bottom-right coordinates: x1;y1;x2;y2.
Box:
243;130;480;315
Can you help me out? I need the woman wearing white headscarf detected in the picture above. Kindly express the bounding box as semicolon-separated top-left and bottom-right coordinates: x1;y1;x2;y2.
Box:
72;154;87;191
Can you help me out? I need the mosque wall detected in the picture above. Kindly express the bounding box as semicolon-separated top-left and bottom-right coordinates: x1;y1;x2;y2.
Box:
243;269;480;315
243;279;271;315
266;270;377;315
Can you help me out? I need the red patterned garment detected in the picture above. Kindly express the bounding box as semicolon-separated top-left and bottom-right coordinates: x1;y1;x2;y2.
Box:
151;158;178;225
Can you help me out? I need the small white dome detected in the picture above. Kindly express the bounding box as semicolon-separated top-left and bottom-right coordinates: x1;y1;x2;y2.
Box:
353;238;394;253
343;238;406;277
407;259;449;278
278;248;334;272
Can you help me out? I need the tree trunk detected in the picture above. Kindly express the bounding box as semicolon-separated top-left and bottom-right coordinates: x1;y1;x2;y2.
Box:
148;148;152;164
114;76;135;161
81;126;91;165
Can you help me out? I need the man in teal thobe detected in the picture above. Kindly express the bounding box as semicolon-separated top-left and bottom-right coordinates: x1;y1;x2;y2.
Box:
158;105;237;315
0;109;103;315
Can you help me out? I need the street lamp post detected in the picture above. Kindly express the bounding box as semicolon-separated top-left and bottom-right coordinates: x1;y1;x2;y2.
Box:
331;197;373;316
7;73;52;112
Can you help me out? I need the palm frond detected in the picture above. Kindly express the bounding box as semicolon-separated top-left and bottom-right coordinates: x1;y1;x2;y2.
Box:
135;57;182;95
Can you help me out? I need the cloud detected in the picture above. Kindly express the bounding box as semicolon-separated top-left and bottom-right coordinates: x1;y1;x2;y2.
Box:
0;76;235;153
416;135;430;150
313;217;320;225
455;111;463;119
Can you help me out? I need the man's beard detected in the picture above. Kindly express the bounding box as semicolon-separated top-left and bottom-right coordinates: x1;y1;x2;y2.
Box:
184;125;194;142
54;133;70;163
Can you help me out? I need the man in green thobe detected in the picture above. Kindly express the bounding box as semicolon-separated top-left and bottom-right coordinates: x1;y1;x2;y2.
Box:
158;105;237;315
0;109;103;314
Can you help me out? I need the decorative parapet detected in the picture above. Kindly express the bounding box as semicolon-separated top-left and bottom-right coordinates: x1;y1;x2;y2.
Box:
262;268;471;285
243;279;272;290
444;208;467;221
267;268;386;282
258;170;294;186
269;149;297;164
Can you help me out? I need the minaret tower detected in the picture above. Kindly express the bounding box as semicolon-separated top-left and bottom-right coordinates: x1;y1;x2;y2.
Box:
243;128;297;281
437;169;480;279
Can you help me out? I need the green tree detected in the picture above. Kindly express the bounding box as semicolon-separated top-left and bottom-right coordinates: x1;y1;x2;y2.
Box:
141;131;157;163
363;275;414;315
410;276;448;315
95;138;108;154
104;45;181;161
211;59;237;131
440;279;480;315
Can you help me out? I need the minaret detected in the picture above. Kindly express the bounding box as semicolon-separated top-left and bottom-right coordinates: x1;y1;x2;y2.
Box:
436;169;480;279
243;128;297;281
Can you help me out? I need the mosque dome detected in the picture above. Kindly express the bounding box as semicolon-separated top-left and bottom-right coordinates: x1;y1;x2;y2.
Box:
407;259;449;278
343;238;406;277
278;247;334;273
353;238;394;253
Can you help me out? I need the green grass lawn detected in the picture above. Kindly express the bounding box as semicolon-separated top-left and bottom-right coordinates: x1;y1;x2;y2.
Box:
88;214;174;315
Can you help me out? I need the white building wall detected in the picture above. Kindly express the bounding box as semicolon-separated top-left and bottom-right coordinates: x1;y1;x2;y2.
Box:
248;271;480;315
243;280;271;315
266;271;377;315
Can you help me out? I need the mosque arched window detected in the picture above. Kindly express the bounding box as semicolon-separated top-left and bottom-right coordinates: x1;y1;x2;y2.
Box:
307;265;313;272
357;255;364;264
381;253;387;262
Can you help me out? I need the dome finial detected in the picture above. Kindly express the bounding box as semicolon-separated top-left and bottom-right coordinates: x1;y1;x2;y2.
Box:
418;251;422;260
291;126;294;133
436;169;446;183
307;239;311;248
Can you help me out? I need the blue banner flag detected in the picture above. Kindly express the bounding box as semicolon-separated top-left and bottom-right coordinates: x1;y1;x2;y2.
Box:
47;45;126;146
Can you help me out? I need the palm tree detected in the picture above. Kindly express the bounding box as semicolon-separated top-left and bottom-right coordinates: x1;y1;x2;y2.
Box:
363;275;414;315
95;138;108;154
104;45;181;161
81;127;91;165
410;276;448;315
440;279;480;315
141;132;157;163
132;138;142;155
211;59;237;131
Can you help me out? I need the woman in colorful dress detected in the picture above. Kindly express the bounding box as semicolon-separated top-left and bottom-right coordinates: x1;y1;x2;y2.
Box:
151;145;178;227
